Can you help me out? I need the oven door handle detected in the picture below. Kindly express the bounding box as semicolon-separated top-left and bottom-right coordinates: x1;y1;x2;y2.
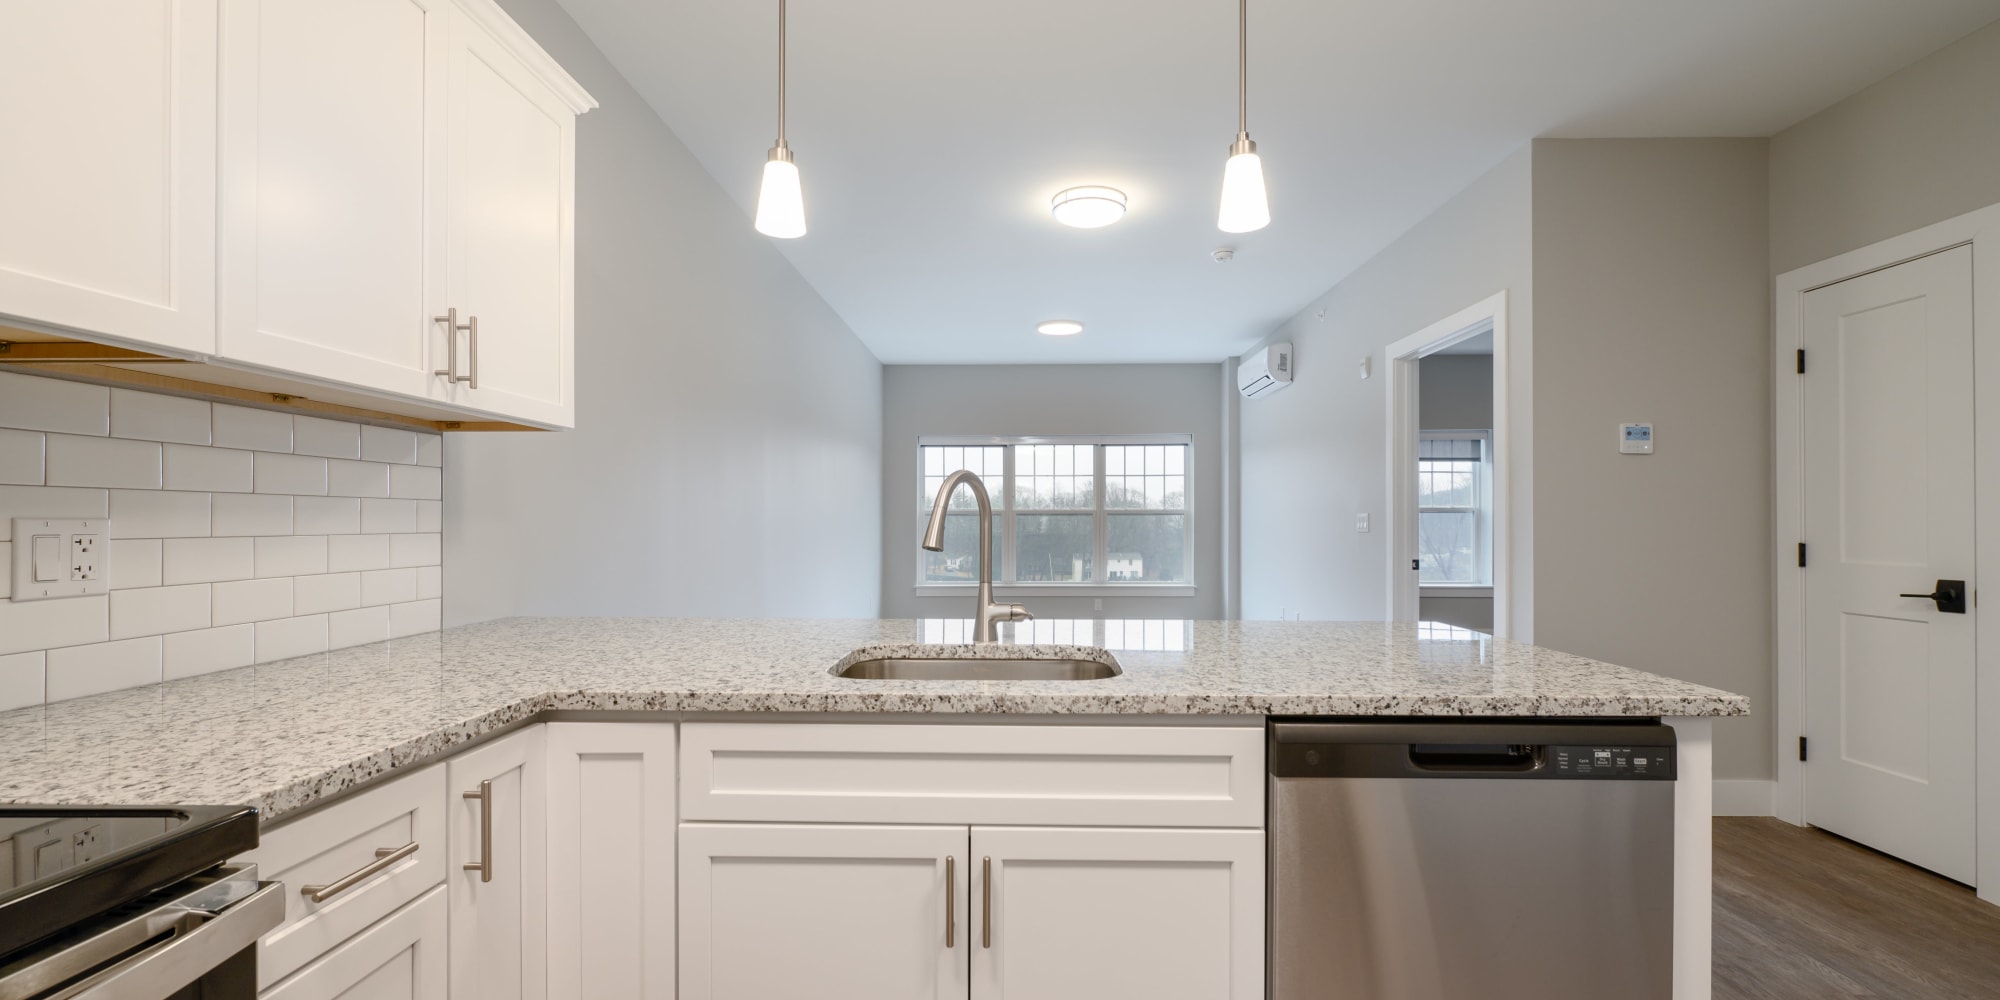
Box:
8;881;284;1000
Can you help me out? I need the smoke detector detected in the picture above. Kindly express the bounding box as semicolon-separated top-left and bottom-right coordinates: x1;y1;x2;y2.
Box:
1212;247;1235;262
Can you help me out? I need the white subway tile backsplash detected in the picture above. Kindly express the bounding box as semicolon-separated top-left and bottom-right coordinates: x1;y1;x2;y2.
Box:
212;578;293;626
327;534;392;573
0;429;43;484
110;584;211;639
162;537;254;585
361;498;418;535
390;599;442;638
0;371;109;436
211;493;292;537
294;496;361;535
0;651;45;711
47;637;161;702
360;568;418;607
294;573;360;615
254;452;327;495
416;565;442;600
0;486;108;540
46;435;161;489
293;416;360;460
255;615;327;663
361;425;419;466
255;535;327;578
212;404;293;453
109;490;209;539
327;459;390;499
110;539;163;590
416;433;442;467
110;390;210;445
327;606;390;650
163;444;252;493
163;625;255;680
0;595;108;655
389;464;442;500
390;533;442;568
415;499;442;533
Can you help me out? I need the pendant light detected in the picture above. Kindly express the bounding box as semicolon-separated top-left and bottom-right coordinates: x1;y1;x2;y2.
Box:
754;0;806;238
1216;0;1270;234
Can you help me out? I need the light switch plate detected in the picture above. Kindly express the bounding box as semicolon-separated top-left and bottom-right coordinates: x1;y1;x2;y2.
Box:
11;518;112;602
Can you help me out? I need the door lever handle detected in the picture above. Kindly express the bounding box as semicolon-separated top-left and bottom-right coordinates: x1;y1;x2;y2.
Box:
1899;579;1968;614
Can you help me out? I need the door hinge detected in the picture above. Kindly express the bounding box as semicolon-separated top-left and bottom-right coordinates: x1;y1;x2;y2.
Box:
1796;349;1805;374
1797;542;1807;568
1798;736;1808;762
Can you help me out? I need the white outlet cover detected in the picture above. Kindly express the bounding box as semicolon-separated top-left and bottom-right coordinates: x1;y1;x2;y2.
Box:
11;518;112;602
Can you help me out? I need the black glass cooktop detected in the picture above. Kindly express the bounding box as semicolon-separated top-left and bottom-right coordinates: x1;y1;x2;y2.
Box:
0;805;259;963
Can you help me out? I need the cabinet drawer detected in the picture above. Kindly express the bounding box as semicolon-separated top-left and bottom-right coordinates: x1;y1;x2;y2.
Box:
261;885;447;1000
242;764;448;989
681;723;1264;828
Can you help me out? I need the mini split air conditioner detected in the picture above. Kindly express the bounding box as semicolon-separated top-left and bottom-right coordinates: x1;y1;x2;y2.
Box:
1238;342;1293;398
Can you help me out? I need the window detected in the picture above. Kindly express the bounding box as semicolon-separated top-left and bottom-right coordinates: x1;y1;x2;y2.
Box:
919;437;1192;590
1417;432;1492;586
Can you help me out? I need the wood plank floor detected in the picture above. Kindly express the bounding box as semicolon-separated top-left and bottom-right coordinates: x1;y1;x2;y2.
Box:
1714;817;2000;999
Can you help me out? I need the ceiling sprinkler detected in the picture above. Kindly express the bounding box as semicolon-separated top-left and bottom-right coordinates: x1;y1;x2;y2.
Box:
1212;247;1236;262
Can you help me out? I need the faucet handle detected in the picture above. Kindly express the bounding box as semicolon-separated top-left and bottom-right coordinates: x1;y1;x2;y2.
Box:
1004;604;1034;623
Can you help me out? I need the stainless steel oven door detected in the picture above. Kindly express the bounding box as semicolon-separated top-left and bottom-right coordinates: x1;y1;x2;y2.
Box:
0;865;281;1000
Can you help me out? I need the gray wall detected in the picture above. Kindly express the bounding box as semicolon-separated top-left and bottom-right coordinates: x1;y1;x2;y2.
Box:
1240;146;1535;634
445;0;883;622
1419;355;1493;430
1531;138;1771;780
881;364;1225;620
1770;19;2000;275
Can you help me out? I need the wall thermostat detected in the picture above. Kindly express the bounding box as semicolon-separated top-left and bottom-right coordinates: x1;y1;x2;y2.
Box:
1619;423;1654;454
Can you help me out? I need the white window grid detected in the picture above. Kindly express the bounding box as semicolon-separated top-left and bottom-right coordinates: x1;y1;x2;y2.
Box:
916;435;1193;589
1417;431;1491;586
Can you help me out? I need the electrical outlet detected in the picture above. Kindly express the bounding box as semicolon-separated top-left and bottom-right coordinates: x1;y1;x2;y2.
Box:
11;519;112;601
72;825;102;863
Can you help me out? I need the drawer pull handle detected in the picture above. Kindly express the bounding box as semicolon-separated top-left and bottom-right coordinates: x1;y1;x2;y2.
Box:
981;856;992;949
464;780;493;882
945;856;956;948
301;842;419;903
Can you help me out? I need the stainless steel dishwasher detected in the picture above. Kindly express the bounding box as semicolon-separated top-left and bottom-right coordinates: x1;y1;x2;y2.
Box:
1269;719;1676;1000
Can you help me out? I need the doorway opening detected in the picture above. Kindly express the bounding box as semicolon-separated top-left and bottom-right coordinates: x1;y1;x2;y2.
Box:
1384;291;1511;638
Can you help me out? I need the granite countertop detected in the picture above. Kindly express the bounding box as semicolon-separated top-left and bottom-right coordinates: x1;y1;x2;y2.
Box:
0;617;1747;821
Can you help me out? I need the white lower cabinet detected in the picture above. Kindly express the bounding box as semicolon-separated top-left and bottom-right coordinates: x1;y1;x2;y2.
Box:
262;886;448;1000
447;726;547;1000
679;823;968;1000
545;723;677;1000
970;826;1264;1000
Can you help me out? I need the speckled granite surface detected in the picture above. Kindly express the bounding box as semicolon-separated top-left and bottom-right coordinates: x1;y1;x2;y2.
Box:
0;617;1747;821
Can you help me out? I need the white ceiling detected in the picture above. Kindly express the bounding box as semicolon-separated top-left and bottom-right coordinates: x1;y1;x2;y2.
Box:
555;0;2000;364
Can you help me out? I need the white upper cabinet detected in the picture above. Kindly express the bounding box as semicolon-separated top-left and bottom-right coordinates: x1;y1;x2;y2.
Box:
0;1;218;353
434;3;589;427
217;0;450;399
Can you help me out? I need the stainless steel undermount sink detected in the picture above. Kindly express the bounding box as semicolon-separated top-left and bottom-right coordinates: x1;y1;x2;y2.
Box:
832;652;1122;681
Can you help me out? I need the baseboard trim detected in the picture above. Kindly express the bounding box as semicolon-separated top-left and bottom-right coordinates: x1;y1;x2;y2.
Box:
1714;779;1776;816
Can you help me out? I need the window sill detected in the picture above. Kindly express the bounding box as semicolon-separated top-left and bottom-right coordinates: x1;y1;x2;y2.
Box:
1420;586;1493;598
912;584;1199;599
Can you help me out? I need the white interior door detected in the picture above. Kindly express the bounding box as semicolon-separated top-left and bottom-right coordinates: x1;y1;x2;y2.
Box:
678;823;968;1000
1802;244;1976;883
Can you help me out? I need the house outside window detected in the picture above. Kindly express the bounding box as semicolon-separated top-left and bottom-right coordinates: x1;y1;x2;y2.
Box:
1417;432;1492;586
918;436;1192;592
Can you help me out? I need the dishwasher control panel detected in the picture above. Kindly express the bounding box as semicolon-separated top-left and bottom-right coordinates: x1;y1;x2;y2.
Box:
1551;745;1676;779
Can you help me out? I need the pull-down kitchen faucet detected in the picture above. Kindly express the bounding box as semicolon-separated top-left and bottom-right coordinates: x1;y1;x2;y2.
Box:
922;470;1033;643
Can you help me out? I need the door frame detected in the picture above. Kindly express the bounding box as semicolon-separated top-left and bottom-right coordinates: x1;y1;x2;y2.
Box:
1384;290;1513;638
1774;201;2000;902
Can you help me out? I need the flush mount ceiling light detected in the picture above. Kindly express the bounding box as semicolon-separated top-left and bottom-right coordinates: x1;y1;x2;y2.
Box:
1216;0;1270;233
1037;320;1084;336
753;0;805;239
1050;186;1128;229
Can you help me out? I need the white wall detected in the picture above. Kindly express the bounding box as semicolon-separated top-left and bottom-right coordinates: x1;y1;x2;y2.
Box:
1531;138;1772;781
880;364;1226;620
446;0;883;622
1240;147;1534;631
1770;18;2000;275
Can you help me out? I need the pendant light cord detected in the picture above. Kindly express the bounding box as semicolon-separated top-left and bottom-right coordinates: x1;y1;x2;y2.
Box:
777;0;788;146
1237;0;1247;135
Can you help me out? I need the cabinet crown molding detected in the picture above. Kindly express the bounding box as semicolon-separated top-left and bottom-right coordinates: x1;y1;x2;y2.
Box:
454;0;598;114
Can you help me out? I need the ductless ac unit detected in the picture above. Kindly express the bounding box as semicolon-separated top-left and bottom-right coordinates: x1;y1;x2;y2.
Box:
1238;342;1293;398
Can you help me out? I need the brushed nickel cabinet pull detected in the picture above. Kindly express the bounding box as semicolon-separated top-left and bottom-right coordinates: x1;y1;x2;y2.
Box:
981;856;992;949
301;842;418;903
465;314;479;389
945;856;956;948
433;309;475;385
463;780;492;882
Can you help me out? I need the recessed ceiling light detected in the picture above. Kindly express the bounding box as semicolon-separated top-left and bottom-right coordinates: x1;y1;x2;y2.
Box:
1037;320;1084;336
1049;187;1127;229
